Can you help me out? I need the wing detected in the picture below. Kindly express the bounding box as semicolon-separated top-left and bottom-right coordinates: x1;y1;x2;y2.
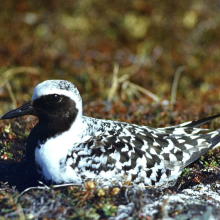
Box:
69;115;220;185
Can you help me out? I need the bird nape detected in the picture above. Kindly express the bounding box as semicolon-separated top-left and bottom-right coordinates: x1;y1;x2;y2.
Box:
1;80;220;187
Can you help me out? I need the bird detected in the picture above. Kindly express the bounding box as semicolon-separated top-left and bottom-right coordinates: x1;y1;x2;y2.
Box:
1;79;220;187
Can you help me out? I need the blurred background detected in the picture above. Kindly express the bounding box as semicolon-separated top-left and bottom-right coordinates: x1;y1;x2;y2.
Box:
0;0;220;118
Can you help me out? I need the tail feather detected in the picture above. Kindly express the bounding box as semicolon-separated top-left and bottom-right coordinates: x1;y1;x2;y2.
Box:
180;114;220;128
208;129;220;148
180;130;220;170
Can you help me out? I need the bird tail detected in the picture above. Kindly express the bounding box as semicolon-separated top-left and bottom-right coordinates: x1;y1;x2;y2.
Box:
208;128;220;148
179;114;220;128
180;129;220;170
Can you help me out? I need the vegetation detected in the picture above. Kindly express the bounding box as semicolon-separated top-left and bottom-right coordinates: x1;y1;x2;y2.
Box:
0;0;220;219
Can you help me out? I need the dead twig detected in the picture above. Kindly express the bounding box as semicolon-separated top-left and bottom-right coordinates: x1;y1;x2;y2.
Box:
0;66;41;108
108;63;119;101
108;63;160;103
170;66;185;107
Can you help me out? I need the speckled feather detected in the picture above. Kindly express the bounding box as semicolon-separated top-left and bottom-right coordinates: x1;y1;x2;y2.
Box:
65;116;220;186
1;80;220;187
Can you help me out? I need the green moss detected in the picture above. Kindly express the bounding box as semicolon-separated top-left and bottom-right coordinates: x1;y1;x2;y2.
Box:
181;168;191;176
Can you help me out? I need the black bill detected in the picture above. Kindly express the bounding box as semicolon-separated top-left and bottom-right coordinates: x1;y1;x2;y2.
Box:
1;101;36;119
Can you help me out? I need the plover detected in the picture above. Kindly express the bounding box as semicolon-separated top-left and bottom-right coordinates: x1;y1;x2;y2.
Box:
1;80;220;187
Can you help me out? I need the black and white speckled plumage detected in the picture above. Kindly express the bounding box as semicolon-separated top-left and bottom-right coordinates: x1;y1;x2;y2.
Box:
1;80;220;187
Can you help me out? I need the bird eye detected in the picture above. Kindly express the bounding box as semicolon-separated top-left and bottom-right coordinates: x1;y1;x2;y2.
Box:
50;94;62;102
